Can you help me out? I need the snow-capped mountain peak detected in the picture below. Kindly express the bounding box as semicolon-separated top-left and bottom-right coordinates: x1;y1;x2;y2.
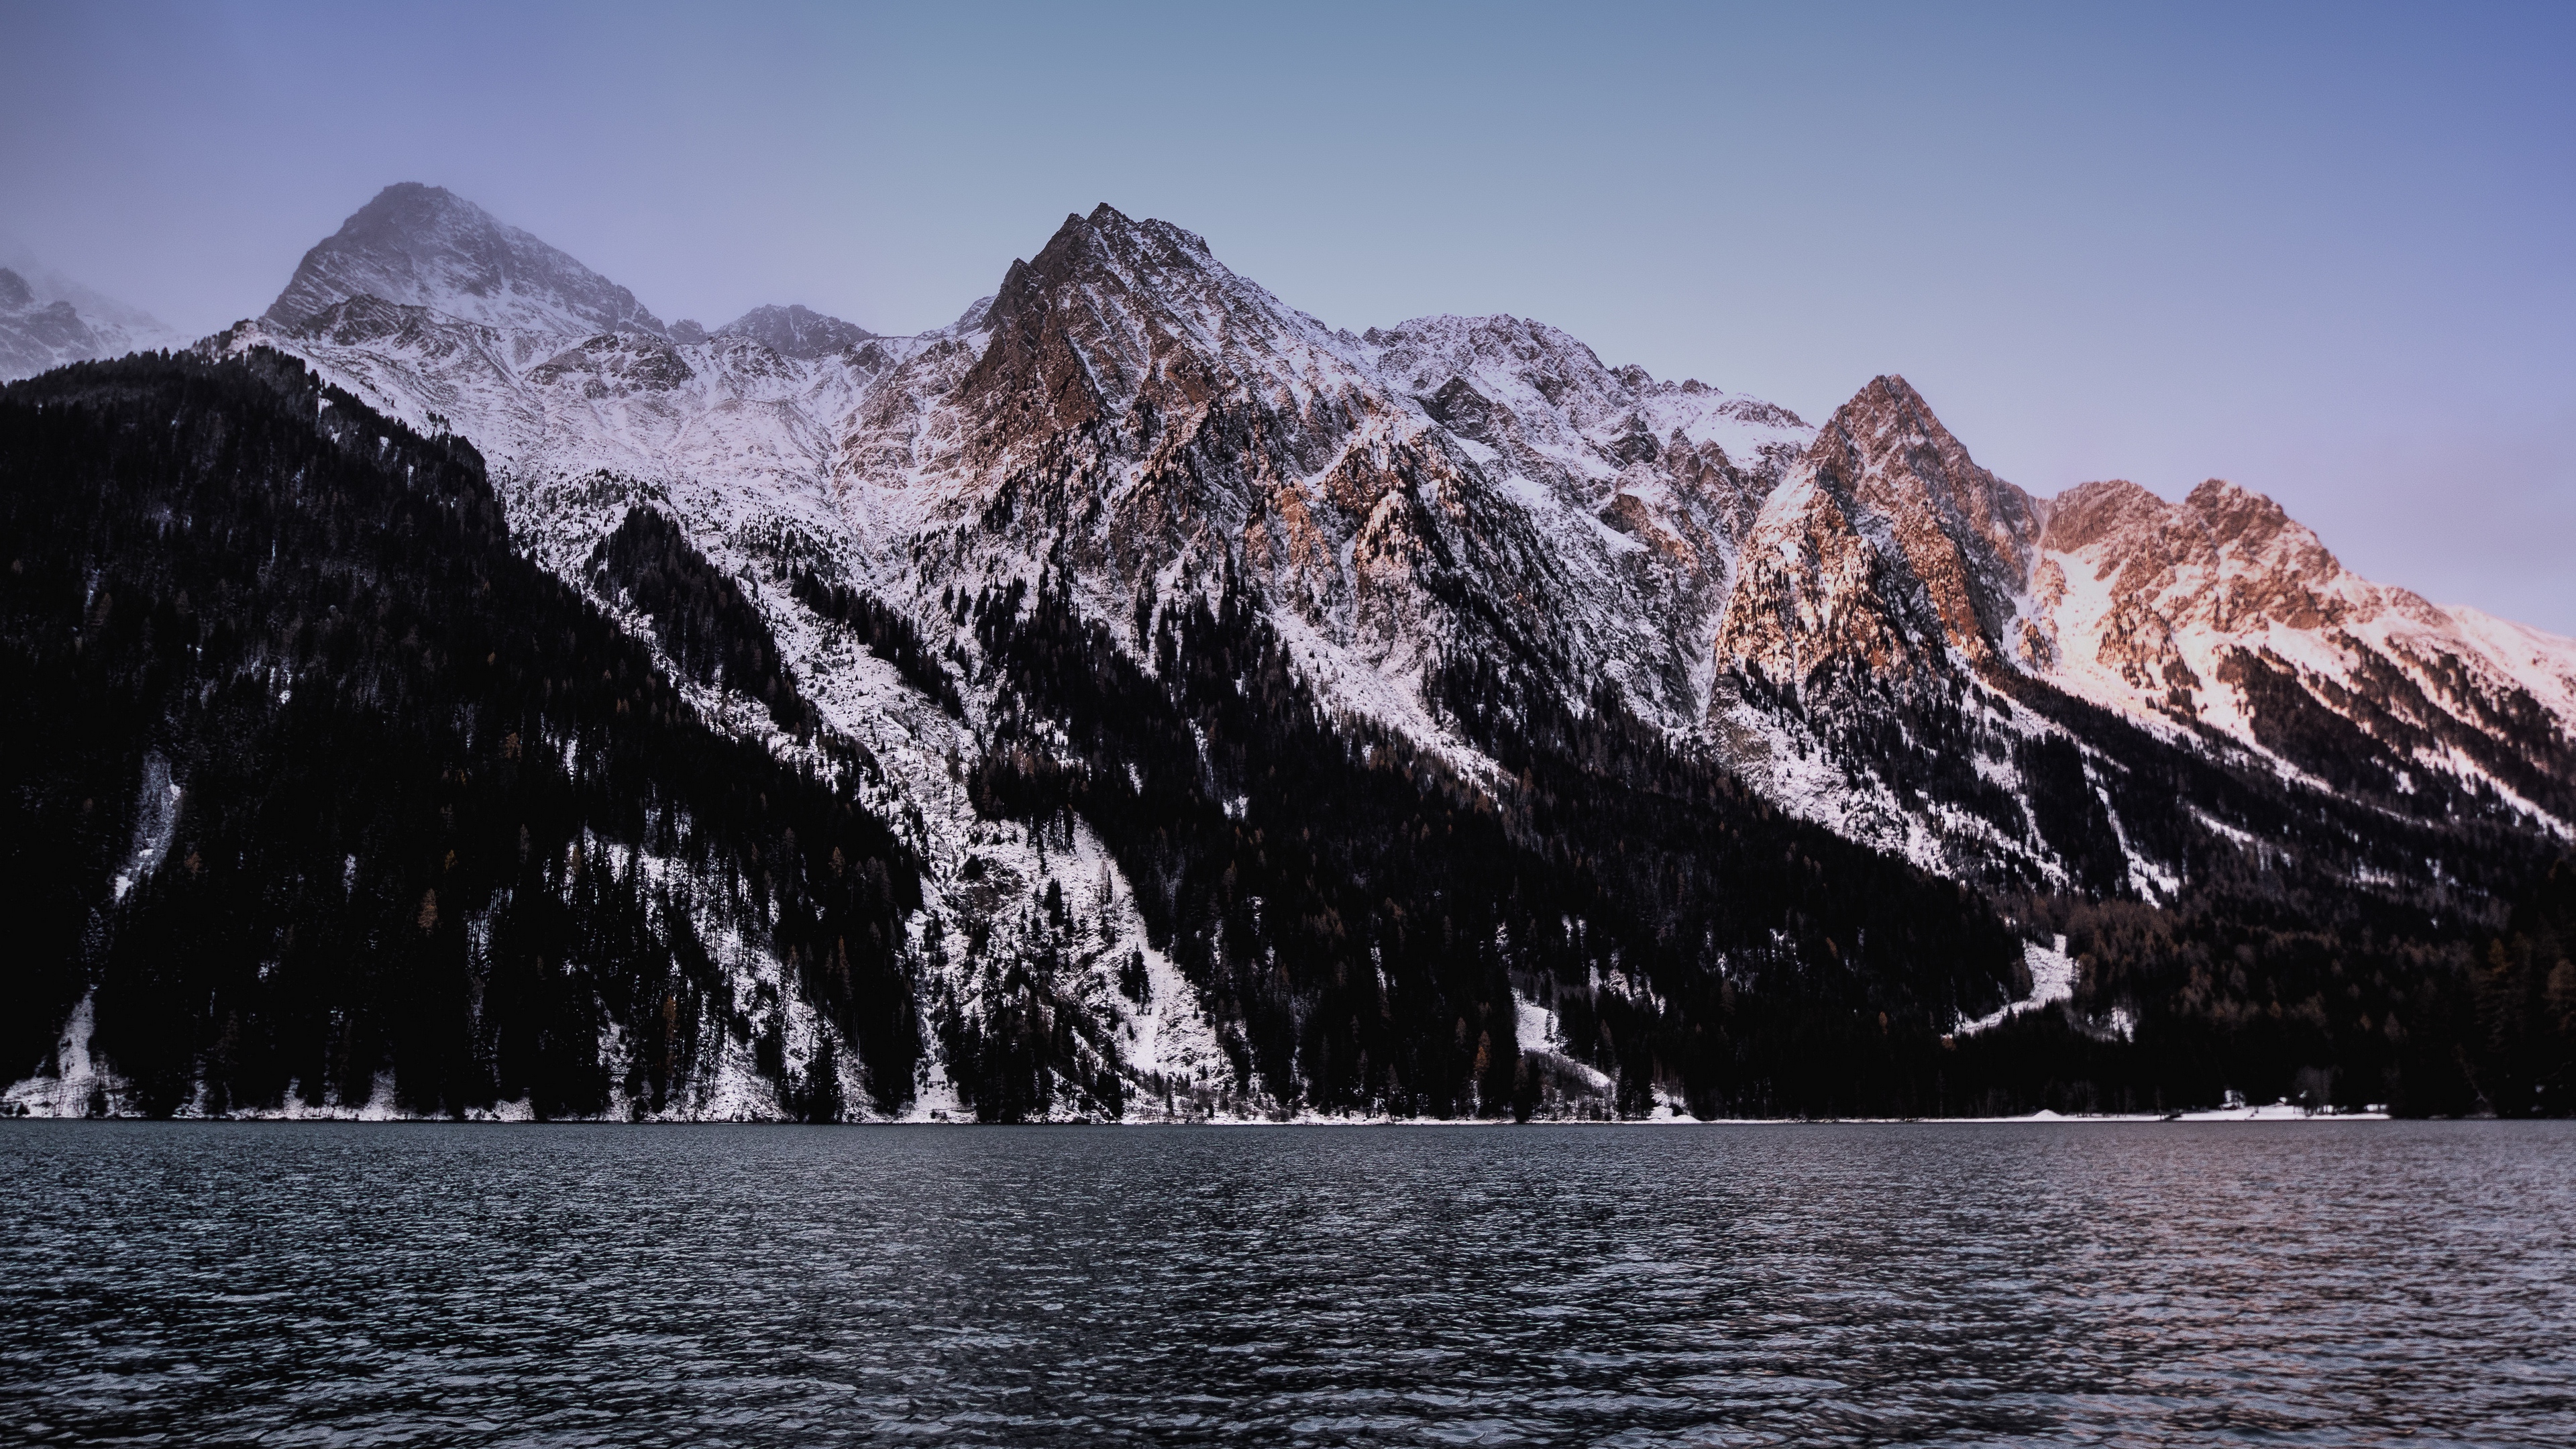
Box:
0;268;109;382
714;304;875;358
957;203;1364;451
265;182;667;339
1716;373;2041;688
2029;472;2576;822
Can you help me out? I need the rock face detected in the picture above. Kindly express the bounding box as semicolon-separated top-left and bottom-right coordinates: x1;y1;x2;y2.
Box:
2032;477;2576;820
1360;313;1814;706
12;183;2571;1123
1718;376;2041;687
264;183;667;337
714;305;873;358
225;182;2576;903
838;205;1681;737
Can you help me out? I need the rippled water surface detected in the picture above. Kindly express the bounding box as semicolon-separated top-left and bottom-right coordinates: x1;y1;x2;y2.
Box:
3;1122;2572;1446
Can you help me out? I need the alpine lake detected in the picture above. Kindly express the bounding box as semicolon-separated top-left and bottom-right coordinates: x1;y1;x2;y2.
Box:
3;1120;2569;1446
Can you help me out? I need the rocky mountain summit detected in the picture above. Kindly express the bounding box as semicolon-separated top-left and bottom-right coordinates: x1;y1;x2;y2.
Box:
7;185;2571;1123
714;304;875;358
1719;375;2041;686
264;183;667;337
2034;478;2576;816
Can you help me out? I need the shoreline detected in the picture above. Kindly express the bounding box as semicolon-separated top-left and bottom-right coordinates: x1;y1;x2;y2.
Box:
0;1108;2413;1126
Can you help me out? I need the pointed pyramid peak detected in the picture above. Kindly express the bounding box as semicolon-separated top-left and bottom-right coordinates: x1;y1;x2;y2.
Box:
1787;370;2045;661
265;183;665;339
323;184;513;260
1032;204;1212;265
1814;375;1992;480
959;204;1338;449
985;205;1230;337
1833;374;1939;429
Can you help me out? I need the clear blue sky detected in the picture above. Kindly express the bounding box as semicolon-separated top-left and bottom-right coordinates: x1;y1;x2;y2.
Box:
5;1;2570;630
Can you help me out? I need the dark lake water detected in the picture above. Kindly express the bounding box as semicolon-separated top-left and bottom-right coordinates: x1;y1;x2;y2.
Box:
2;1122;2571;1446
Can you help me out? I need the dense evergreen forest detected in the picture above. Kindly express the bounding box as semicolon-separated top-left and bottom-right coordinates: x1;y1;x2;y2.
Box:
1;352;918;1118
2;352;2566;1119
956;571;2570;1118
1719;645;2571;1115
964;572;2027;1120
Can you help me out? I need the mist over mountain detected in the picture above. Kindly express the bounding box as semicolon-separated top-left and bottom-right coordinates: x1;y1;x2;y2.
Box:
0;253;181;382
5;186;2569;1122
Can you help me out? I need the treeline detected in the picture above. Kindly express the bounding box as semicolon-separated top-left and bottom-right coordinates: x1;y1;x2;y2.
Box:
7;352;2561;1122
1;352;920;1118
1982;667;2563;1116
950;559;2571;1119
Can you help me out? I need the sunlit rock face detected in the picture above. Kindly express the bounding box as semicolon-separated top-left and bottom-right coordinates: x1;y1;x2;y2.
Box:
1716;374;2041;688
2031;476;2576;820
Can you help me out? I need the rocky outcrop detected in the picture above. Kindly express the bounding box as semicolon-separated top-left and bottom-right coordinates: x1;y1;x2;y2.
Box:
1362;313;1813;683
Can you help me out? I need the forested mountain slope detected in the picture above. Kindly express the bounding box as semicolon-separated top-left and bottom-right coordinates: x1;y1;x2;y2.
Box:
5;184;2570;1118
2;354;919;1120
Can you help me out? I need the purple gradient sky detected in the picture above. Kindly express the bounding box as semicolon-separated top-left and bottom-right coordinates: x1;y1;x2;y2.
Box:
5;1;2570;629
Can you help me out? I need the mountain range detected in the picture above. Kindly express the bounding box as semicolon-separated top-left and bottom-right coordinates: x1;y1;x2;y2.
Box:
5;182;2569;1120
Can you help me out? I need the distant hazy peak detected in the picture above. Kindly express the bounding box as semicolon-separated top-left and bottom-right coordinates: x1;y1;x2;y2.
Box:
711;303;874;358
0;239;178;337
0;258;181;381
264;182;667;339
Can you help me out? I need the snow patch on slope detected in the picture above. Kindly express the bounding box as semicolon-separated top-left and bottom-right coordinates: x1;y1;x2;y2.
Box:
1957;936;2076;1035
